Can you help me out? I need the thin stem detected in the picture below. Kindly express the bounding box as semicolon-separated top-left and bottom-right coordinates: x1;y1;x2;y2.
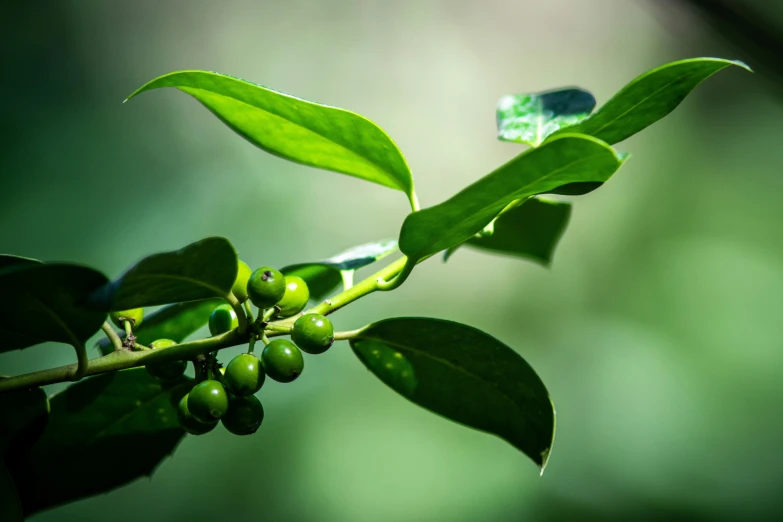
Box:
101;322;123;352
243;300;255;322
226;293;248;334
341;270;355;291
264;324;292;333
248;336;256;354
123;320;133;338
376;258;414;292
70;341;88;380
133;343;151;351
333;328;365;340
260;333;270;346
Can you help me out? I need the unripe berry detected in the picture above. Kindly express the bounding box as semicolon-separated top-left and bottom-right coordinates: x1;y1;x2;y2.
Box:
275;276;309;318
292;314;334;354
145;339;187;382
247;267;286;309
261;339;304;383
232;260;252;302
221;395;264;435
177;394;217;435
109;308;144;329
208;304;238;336
187;380;229;423
224;353;265;396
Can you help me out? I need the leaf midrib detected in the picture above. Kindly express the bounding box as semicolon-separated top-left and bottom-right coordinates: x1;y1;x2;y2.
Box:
409;150;608;259
181;85;406;192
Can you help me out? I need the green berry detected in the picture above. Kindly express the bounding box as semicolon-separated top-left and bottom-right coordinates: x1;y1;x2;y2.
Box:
261;339;304;383
224;353;265;396
247;267;286;309
275;276;309;318
292;314;334;354
221;395;264;436
177;394;217;435
188;380;229;423
145;339;187;382
109;308;144;329
232;260;252;302
208;304;238;336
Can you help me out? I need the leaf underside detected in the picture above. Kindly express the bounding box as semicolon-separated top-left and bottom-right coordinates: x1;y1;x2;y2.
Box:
8;369;190;516
444;197;572;265
351;317;555;469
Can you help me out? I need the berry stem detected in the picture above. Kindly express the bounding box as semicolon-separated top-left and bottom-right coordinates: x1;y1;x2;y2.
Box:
226;293;248;335
101;322;123;352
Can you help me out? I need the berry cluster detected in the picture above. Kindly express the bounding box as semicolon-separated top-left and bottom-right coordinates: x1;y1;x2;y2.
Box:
111;262;335;437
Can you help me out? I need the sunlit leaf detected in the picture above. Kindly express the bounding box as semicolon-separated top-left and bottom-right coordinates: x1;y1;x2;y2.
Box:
497;88;595;146
399;134;624;262
351;317;555;469
88;237;237;311
8;369;190;516
554;58;750;145
127;71;415;205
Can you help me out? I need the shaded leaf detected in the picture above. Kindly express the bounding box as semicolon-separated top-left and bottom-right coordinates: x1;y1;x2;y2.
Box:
97;298;224;355
444;197;571;265
0;386;49;456
0;462;23;522
127;71;415;204
282;239;398;300
351;317;555;469
8;369;190;516
88;237;237;311
0;263;109;353
497;88;595;146
0;255;41;273
399;134;624;262
554;58;750;145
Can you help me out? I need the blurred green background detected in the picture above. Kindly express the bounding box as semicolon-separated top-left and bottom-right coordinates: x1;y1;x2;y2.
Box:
2;0;782;520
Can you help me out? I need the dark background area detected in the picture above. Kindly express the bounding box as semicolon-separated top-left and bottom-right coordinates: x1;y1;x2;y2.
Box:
1;1;782;520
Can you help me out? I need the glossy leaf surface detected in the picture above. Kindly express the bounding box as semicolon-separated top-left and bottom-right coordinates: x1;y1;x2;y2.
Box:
0;386;49;456
554;58;750;145
497;88;595;146
97;298;224;355
88;237;237;311
9;369;190;515
399;134;623;262
444;197;571;265
128;71;414;203
0;263;109;353
351;317;555;469
282;239;398;300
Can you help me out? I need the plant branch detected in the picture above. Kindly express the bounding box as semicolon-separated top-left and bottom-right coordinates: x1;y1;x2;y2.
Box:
0;255;411;393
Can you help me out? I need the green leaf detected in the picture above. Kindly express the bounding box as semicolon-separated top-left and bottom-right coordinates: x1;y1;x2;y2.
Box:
282;239;398;300
0;255;41;273
443;197;571;265
127;71;415;205
350;317;555;469
8;369;190;516
0;386;49;456
97;298;224;355
0;462;23;522
0;263;109;353
553;58;750;145
497;88;595;147
88;237;237;311
399;134;624;262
